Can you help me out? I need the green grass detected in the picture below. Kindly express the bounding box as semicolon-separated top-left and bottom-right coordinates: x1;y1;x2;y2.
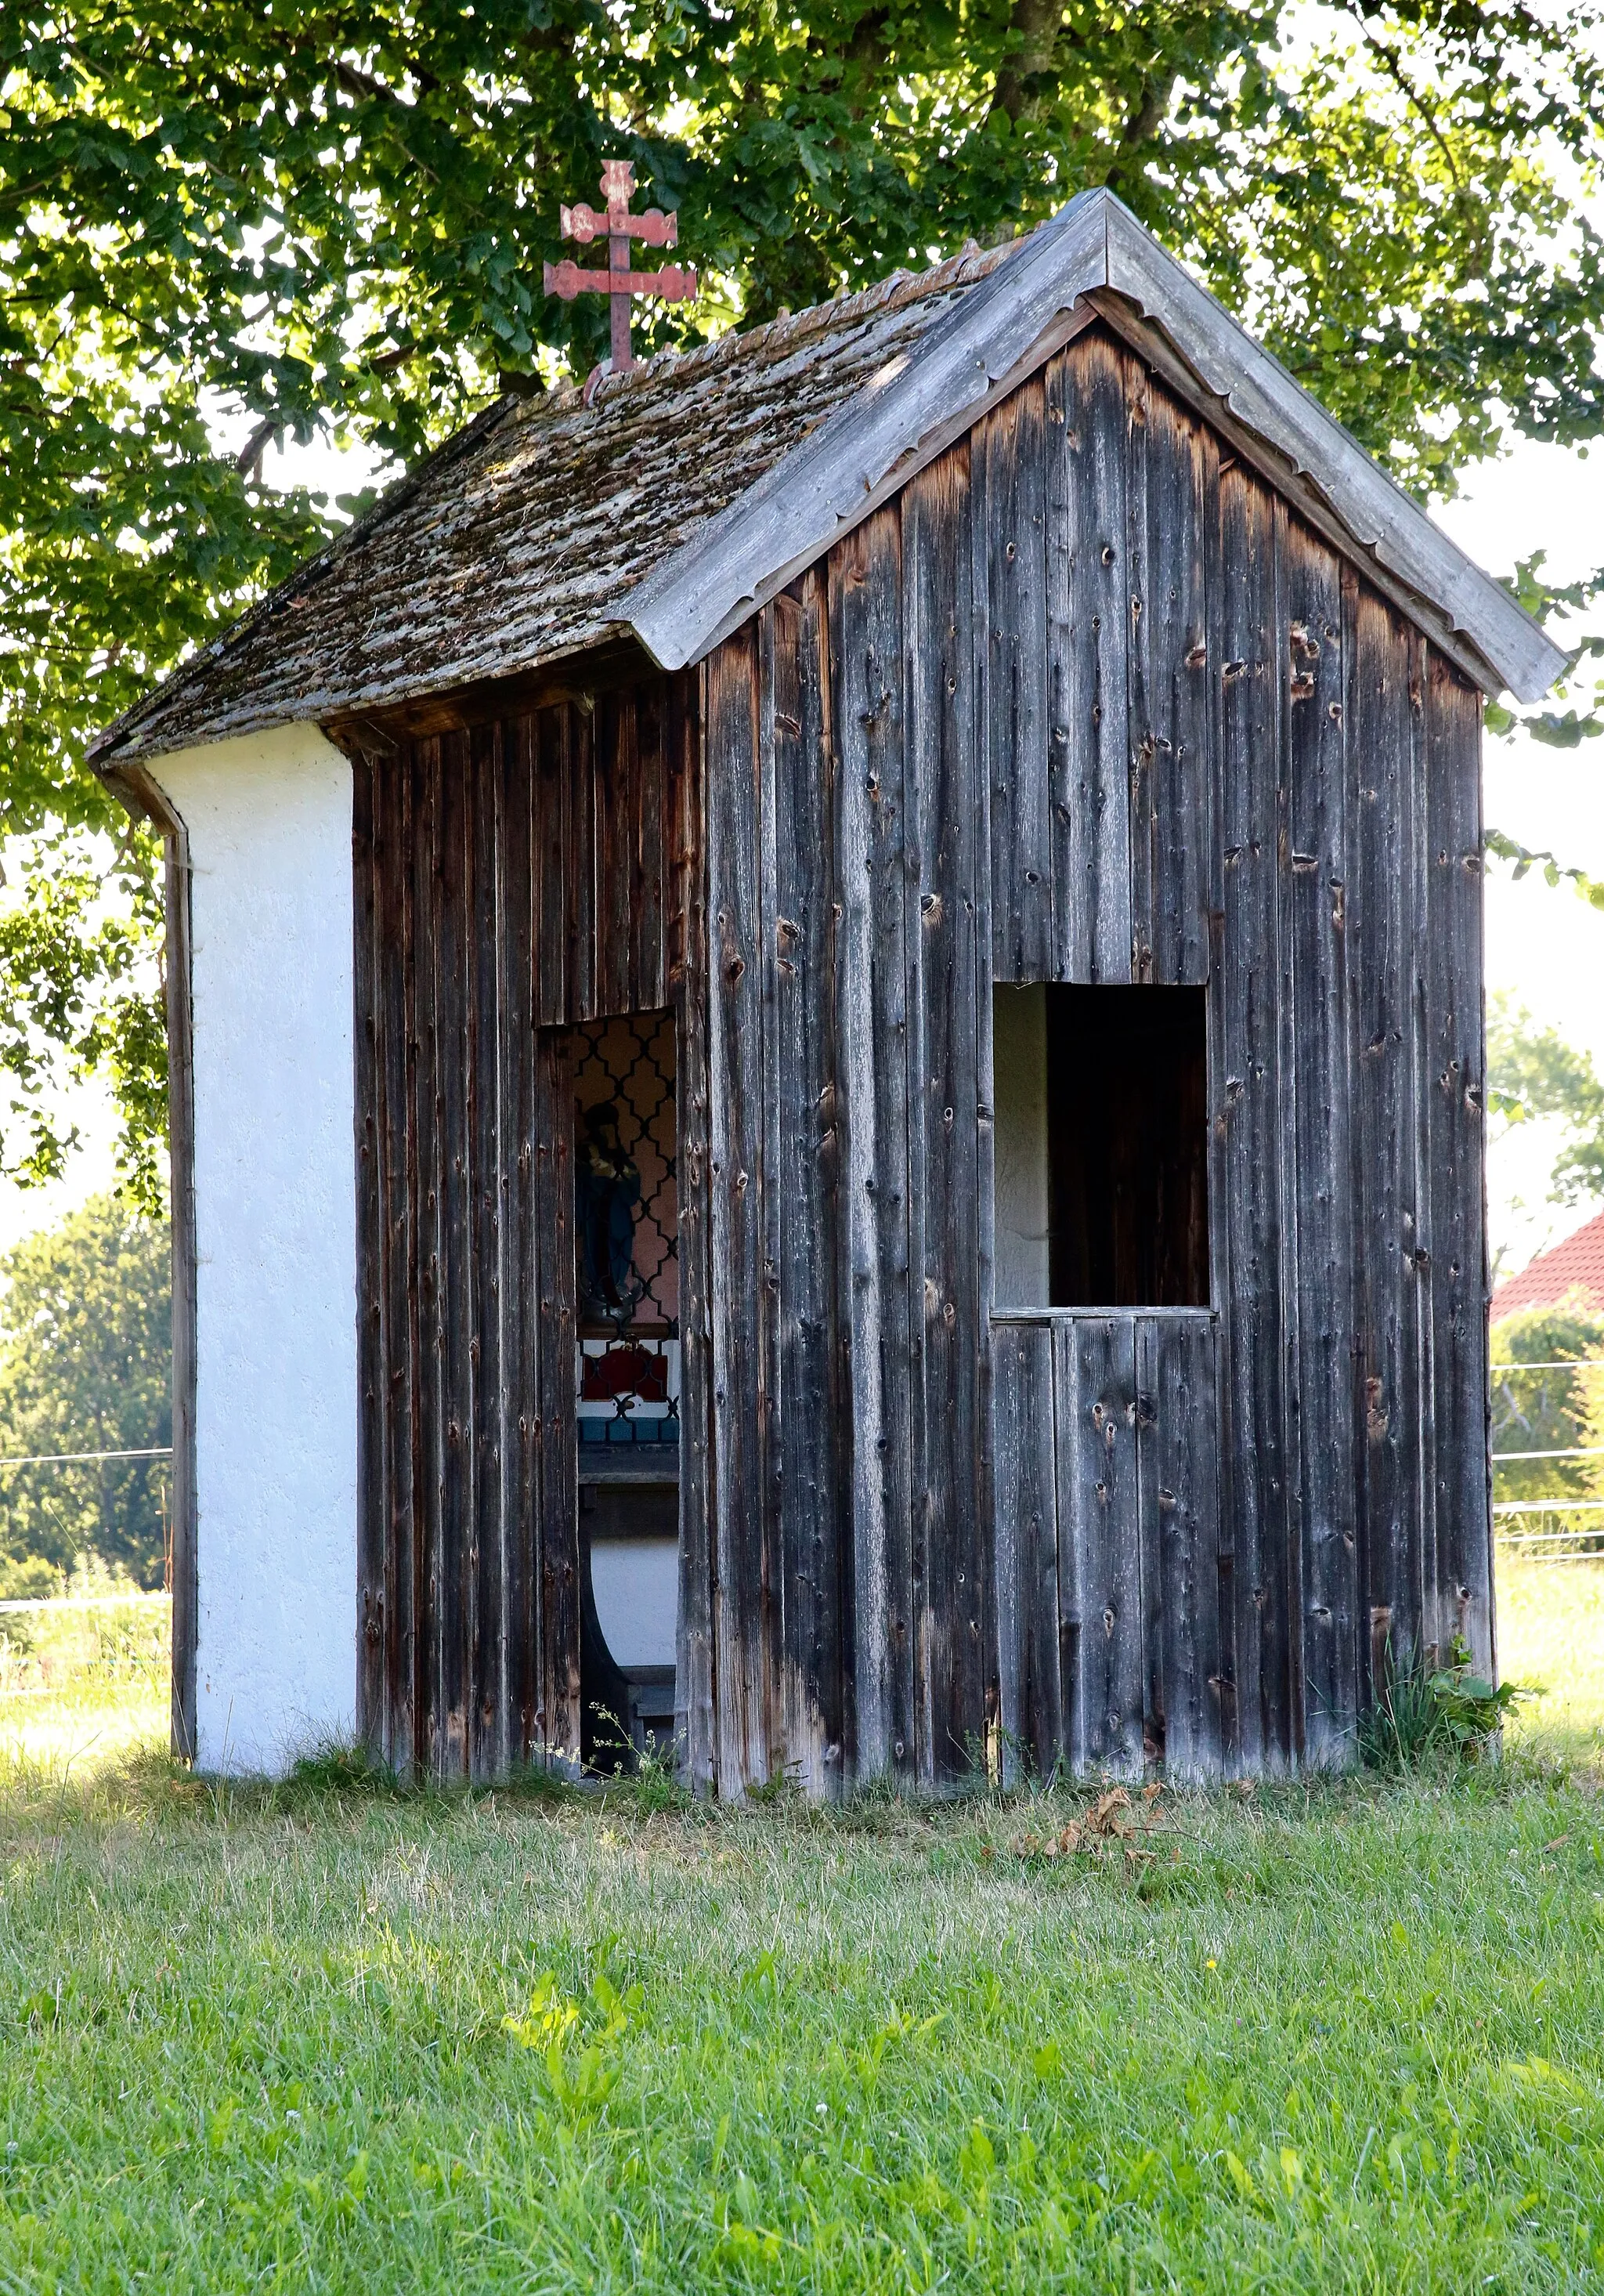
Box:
0;1573;1600;2292
0;1589;168;1773
1501;1557;1604;1766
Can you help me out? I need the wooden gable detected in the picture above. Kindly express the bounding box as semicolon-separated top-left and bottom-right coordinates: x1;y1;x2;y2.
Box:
692;318;1487;1790
341;313;1490;1796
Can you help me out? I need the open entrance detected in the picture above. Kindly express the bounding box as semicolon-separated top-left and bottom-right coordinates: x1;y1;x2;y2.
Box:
572;1008;679;1768
992;984;1209;1309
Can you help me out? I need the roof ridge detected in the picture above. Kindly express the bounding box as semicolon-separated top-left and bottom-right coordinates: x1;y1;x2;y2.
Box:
91;230;1025;761
92;188;1562;771
565;230;1024;414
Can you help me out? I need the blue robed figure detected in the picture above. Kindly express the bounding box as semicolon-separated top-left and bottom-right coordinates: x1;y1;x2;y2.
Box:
576;1100;641;1322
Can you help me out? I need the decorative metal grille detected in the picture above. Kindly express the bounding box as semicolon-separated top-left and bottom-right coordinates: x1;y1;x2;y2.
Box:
573;1009;678;1452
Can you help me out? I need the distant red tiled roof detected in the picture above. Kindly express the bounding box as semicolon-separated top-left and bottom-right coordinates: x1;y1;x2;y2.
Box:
1490;1207;1604;1322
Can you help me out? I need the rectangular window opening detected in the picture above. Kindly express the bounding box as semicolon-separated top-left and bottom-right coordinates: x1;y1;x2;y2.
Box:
992;983;1209;1310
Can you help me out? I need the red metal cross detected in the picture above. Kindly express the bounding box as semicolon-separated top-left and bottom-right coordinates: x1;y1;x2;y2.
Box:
544;158;698;377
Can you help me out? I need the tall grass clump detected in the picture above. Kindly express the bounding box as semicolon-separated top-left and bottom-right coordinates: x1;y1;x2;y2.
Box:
1359;1637;1534;1772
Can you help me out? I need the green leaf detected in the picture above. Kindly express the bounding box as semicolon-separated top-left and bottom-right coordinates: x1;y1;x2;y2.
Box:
7;0;1604;1176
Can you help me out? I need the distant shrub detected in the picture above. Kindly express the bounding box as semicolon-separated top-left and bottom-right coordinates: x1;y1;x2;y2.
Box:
1490;1302;1604;1554
0;1196;170;1588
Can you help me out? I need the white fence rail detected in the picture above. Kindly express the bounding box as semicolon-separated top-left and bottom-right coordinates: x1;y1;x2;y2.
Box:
1492;1358;1604;1564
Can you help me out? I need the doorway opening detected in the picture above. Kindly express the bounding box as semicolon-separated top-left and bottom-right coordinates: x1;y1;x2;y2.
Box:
572;1008;679;1767
992;983;1209;1309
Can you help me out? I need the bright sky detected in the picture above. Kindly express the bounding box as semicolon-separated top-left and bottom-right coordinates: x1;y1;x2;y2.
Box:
4;351;1602;1278
1437;450;1604;1277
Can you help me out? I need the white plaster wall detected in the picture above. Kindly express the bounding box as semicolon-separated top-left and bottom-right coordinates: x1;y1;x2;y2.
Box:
992;984;1050;1308
150;724;357;1772
591;1539;679;1669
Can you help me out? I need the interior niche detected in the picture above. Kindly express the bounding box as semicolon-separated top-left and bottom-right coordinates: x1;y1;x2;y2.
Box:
992;983;1209;1311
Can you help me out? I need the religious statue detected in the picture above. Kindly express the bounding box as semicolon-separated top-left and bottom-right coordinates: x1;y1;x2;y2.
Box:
576;1099;641;1324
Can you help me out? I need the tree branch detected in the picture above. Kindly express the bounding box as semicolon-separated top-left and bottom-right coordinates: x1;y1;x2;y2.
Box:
990;0;1067;125
1352;18;1463;186
234;416;279;479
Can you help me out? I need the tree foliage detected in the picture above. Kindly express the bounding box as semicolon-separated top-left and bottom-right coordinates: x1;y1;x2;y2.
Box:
1489;1307;1604;1560
1486;990;1604;1211
5;0;1604;1188
0;1194;172;1592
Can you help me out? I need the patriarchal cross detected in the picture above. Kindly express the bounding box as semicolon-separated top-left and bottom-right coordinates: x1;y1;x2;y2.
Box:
544;158;698;377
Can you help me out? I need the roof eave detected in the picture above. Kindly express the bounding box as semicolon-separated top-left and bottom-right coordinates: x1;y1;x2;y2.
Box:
1096;202;1565;704
627;187;1566;705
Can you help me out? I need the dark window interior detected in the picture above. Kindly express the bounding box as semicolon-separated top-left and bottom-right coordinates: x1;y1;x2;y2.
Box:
1046;985;1209;1307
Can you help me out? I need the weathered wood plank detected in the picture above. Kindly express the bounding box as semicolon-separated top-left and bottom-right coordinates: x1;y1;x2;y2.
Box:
468;722;504;1779
593;691;633;1021
352;750;385;1754
1424;656;1492;1676
753;612;787;1777
1135;1322;1164;1769
706;624;772;1793
992;1320;1060;1779
1138;1314;1224;1780
164;822;199;1762
1348;579;1423;1701
970;424;1000;1787
1404;625;1438;1676
1052;332;1133;982
1410;827;1442;1672
1055;1315;1143;1774
1279;515;1357;1765
500;718;540;1764
1125;355;1154;982
666;672;695;1003
634;682;667;1011
534;1025;580;1763
435;732;475;1777
983;378;1051;984
1200;418;1235;1773
675;667;717;1792
566;702;597;1023
1214;465;1288;1771
770;577;845;1791
903;446;986;1782
410;740;446;1774
1139;387;1216;985
606;196;1553;706
533;704;569;1029
380;754;419;1774
831;504;916;1786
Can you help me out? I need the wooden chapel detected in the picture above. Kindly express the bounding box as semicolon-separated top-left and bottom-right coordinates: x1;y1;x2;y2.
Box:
92;187;1563;1790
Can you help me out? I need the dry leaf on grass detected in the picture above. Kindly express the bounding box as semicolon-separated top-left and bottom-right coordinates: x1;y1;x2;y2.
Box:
1087;1788;1136;1840
1013;1821;1085;1860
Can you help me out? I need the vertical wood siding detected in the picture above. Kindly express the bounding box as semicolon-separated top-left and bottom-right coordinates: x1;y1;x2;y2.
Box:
993;1312;1223;1779
351;319;1488;1793
164;826;200;1761
352;679;696;1778
699;318;1487;1793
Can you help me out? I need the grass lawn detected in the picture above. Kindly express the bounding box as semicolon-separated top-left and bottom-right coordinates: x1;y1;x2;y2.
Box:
0;1571;1599;2292
0;1593;168;1775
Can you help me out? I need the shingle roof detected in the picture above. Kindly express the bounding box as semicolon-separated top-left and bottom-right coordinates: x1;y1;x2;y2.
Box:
1491;1209;1604;1324
90;236;1017;764
92;187;1564;768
